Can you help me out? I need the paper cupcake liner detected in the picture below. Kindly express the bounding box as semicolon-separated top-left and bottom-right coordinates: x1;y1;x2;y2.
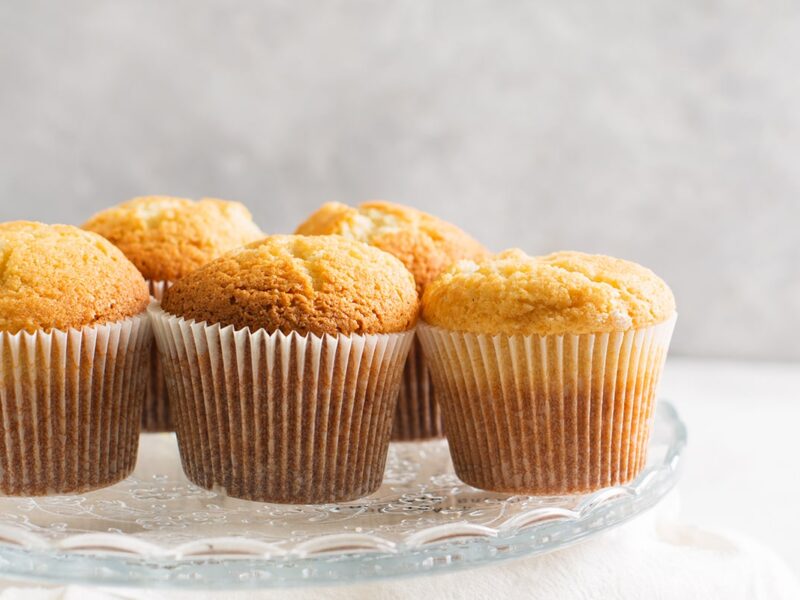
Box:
149;304;414;504
0;313;152;496
142;280;173;432
417;316;676;495
391;338;443;441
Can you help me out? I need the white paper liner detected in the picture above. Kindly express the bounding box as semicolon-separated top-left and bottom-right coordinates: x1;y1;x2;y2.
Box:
0;313;152;495
143;280;173;432
149;303;415;504
391;338;443;441
417;316;676;495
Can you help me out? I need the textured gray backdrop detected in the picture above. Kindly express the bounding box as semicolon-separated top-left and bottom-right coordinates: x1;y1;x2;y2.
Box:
0;1;798;360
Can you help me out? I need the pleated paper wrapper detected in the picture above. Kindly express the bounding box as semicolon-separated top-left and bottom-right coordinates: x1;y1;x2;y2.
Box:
142;280;172;432
417;316;676;495
391;338;443;441
149;304;414;504
0;313;152;496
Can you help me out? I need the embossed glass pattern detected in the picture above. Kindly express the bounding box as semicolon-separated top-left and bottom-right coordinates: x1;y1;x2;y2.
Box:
0;401;685;589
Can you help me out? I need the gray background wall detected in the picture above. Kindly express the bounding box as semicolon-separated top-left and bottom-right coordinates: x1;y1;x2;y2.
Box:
0;1;798;360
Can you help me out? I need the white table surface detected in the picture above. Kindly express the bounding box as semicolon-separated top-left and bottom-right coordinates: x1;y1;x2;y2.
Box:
659;357;800;574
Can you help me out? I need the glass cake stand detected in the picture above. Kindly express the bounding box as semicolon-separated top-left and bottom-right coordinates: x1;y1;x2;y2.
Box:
0;401;686;590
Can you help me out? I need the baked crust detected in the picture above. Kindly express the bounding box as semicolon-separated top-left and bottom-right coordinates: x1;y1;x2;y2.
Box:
161;234;419;335
82;196;264;281
295;201;487;295
422;249;676;336
0;221;149;333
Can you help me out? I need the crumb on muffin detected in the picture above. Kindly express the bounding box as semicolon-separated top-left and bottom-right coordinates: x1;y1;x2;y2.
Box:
161;234;419;336
422;249;676;336
0;221;149;333
82;196;264;282
295;201;487;295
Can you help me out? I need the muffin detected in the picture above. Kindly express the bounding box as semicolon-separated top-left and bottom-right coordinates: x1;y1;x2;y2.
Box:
417;250;676;495
83;196;264;431
0;222;152;495
296;200;487;440
149;235;418;503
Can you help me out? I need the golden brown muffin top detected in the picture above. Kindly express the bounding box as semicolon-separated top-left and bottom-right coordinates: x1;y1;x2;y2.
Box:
82;195;264;282
422;249;676;336
295;201;488;295
161;234;419;336
0;221;149;333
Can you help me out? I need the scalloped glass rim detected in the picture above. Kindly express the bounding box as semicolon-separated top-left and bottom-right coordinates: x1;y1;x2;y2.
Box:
0;401;686;590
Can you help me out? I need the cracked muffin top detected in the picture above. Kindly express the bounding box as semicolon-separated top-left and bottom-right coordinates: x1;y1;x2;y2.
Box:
421;250;675;336
0;221;149;333
82;196;264;282
295;201;488;296
161;234;419;336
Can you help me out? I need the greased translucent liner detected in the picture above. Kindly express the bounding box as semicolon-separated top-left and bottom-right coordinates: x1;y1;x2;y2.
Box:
0;313;152;496
417;316;676;495
149;303;415;504
391;338;443;441
143;280;172;432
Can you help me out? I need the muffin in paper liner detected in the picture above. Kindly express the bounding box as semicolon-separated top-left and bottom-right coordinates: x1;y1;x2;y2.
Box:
295;201;489;443
149;303;415;504
391;338;443;441
142;279;172;433
417;316;676;495
0;313;152;496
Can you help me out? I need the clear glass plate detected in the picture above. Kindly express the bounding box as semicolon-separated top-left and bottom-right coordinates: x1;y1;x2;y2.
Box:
0;401;685;590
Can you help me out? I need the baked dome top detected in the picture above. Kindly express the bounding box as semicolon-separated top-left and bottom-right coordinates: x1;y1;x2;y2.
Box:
82;195;264;281
0;221;149;333
295;201;487;295
161;234;419;336
422;249;675;336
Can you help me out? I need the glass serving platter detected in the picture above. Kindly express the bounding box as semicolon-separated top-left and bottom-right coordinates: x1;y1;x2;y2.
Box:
0;401;686;590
